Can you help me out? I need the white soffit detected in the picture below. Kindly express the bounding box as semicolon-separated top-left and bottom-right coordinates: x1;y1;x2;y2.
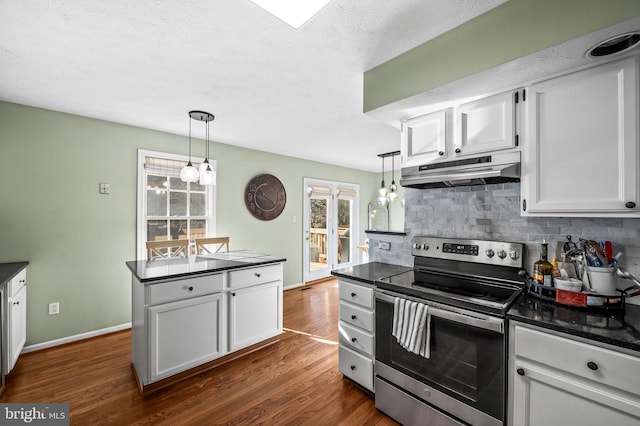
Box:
249;0;333;29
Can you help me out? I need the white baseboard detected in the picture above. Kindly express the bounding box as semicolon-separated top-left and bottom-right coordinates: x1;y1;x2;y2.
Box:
21;322;132;354
284;282;305;290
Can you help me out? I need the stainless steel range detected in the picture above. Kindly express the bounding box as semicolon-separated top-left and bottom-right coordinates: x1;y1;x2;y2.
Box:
374;236;525;426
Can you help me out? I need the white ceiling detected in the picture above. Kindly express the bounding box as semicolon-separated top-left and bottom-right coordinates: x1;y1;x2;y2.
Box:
0;0;510;172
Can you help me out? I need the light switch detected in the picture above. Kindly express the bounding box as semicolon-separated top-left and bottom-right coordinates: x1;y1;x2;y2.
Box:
99;183;110;194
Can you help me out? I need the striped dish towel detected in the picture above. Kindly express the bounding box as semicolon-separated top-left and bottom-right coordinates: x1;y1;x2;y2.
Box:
392;297;431;358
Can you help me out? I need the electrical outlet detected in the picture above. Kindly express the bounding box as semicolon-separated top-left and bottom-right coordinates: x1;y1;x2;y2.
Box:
99;183;110;194
48;302;60;315
379;241;391;251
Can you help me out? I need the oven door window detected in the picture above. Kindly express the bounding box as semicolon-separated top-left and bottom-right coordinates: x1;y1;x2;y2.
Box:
377;299;504;421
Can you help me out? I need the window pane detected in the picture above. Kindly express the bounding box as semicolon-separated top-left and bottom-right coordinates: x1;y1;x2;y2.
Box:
147;220;168;241
147;175;168;190
190;193;206;216
170;177;187;190
170;219;188;240
169;192;188;216
191;181;205;192
190;220;207;240
147;189;167;216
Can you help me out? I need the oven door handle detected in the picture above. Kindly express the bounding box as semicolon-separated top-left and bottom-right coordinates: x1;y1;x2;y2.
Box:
375;290;504;334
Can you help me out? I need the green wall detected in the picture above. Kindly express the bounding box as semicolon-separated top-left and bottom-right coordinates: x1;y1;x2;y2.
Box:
0;101;378;346
364;0;640;112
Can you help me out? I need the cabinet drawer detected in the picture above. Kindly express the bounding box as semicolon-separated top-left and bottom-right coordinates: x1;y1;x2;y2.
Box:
147;273;223;306
339;280;373;309
339;301;374;332
8;268;26;298
514;324;640;396
228;264;281;289
339;320;373;356
339;345;373;391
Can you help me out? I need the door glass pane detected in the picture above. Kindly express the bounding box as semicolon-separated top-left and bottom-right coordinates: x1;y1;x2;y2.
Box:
338;198;351;265
308;198;328;273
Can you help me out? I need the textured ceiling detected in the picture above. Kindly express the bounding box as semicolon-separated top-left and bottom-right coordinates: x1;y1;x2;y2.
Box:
0;0;508;172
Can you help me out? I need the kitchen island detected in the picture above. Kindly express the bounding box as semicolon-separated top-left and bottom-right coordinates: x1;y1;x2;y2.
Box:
126;251;285;395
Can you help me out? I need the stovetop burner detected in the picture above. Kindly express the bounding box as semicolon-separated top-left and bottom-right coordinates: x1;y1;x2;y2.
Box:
376;237;526;316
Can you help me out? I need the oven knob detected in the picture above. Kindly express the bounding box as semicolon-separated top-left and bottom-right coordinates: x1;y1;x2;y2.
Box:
485;249;495;258
497;250;507;259
421;244;429;250
510;250;520;260
414;243;421;250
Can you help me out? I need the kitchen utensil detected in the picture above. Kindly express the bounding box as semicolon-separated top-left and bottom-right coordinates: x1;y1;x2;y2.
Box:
604;241;613;263
616;267;640;289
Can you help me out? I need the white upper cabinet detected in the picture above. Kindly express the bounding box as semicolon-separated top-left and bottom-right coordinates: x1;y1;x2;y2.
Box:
401;108;452;167
401;91;518;168
454;91;516;156
521;56;639;217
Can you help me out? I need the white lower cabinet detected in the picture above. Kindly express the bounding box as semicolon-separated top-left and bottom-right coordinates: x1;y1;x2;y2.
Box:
149;293;223;382
338;278;375;392
509;322;640;425
131;262;283;392
229;281;281;351
4;267;27;374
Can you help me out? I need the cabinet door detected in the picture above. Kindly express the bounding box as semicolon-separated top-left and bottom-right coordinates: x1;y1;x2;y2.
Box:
229;281;281;351
8;285;26;373
454;91;516;157
512;362;640;426
148;293;223;382
401;109;452;167
522;56;639;216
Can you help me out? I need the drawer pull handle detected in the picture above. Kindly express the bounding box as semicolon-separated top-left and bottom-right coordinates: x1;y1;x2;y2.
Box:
231;292;236;296
516;368;525;376
350;365;356;371
351;337;357;342
13;301;19;305
351;315;357;320
455;148;461;154
350;292;356;297
255;273;261;278
188;286;194;291
438;151;444;156
626;202;636;209
587;361;598;371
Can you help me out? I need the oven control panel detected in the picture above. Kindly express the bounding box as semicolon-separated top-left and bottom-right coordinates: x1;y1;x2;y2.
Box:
412;236;524;268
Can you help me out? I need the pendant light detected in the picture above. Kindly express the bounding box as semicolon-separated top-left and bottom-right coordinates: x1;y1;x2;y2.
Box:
388;152;398;202
378;155;388;205
196;110;216;186
180;112;200;182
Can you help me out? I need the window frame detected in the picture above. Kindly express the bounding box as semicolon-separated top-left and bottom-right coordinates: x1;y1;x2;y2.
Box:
137;149;216;260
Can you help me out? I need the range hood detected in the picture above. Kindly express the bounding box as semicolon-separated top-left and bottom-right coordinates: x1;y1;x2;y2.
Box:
400;151;520;189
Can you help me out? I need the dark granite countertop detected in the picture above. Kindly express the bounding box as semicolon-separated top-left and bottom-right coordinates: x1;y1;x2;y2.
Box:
507;292;640;353
126;251;286;283
0;262;29;286
331;262;413;285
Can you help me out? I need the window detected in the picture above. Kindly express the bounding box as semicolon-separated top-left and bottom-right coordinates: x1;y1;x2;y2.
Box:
137;150;216;259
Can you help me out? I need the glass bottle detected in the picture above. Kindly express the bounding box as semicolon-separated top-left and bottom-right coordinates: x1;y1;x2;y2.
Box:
533;242;554;287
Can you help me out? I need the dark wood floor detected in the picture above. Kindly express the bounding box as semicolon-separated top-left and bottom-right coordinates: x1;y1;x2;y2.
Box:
1;279;397;425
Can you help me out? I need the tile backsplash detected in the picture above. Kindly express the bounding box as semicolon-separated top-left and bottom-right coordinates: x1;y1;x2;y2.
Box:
369;182;640;281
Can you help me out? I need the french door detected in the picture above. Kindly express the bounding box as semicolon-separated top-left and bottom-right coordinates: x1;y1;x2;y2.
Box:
303;179;359;283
